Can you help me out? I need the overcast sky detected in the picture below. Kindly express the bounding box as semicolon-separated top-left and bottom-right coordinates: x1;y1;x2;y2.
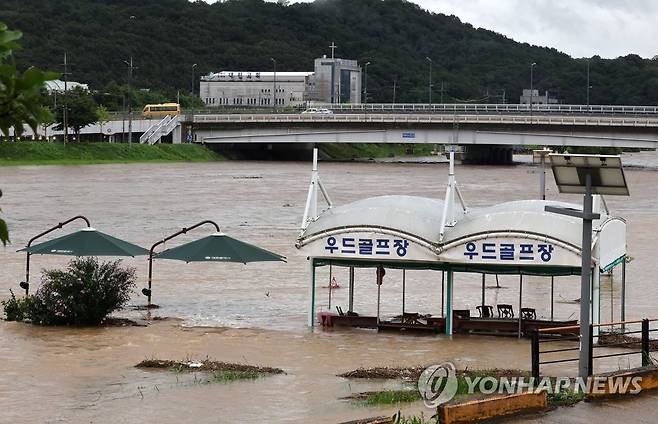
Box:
204;0;657;59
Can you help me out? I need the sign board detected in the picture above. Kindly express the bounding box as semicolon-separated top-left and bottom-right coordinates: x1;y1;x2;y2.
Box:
440;238;581;267
303;232;437;262
402;132;416;139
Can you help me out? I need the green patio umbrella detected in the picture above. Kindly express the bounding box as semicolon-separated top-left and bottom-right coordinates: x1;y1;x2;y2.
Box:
19;228;149;257
154;233;286;263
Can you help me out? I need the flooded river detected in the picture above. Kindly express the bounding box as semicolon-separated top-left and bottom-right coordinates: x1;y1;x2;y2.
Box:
0;152;657;423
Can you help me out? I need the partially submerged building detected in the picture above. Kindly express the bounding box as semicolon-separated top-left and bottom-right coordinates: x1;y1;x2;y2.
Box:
296;151;628;336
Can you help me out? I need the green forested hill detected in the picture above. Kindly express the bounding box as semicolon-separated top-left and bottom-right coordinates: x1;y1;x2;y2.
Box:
2;0;658;105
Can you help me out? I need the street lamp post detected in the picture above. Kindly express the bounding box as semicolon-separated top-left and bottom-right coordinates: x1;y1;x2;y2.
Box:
124;57;135;145
586;60;591;109
270;57;277;110
545;154;630;379
191;63;197;96
425;57;433;107
363;61;370;105
530;62;537;121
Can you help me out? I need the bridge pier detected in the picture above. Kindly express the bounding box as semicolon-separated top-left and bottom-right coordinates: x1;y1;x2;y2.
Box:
460;145;514;165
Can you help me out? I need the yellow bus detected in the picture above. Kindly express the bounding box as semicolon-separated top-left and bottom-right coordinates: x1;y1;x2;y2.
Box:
142;103;181;118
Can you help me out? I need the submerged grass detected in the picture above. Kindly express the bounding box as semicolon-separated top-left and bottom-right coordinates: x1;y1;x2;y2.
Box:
364;390;421;406
0;142;222;165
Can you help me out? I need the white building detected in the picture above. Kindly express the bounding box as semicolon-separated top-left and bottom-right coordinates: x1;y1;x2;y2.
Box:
310;56;361;104
200;71;313;108
519;89;558;105
44;80;89;93
199;56;362;108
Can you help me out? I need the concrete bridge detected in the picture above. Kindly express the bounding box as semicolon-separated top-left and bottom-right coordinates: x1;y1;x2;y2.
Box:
189;109;658;162
20;103;658;162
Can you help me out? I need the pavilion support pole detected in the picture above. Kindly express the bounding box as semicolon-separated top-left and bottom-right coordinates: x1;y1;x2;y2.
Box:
550;276;555;321
441;271;445;317
444;268;454;335
481;274;486;308
610;269;614;323
348;266;355;313
402;269;406;315
518;274;523;338
376;274;382;325
621;259;626;331
593;268;601;339
308;258;316;328
328;263;333;312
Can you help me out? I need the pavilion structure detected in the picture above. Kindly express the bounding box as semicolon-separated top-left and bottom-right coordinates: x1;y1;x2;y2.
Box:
295;149;628;337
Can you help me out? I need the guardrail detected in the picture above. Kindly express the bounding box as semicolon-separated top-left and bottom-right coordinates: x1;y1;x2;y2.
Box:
193;113;658;128
531;318;658;379
190;103;658;116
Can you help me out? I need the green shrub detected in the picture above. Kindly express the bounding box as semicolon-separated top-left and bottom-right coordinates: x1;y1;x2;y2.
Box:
2;257;136;325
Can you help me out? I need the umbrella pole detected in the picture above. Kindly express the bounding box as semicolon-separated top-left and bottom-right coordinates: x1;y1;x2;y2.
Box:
145;220;222;305
21;215;91;296
147;252;154;306
24;253;31;296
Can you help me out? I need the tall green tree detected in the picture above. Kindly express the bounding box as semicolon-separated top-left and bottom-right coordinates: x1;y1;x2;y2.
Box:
54;86;98;141
96;104;110;141
0;22;56;245
0;22;57;138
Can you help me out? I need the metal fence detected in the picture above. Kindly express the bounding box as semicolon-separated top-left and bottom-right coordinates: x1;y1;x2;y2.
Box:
531;318;658;379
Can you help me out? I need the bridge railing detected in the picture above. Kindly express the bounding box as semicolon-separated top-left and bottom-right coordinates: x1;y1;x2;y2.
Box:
193;113;658;128
191;103;658;116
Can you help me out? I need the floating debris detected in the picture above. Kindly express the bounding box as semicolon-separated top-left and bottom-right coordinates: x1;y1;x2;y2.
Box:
136;358;285;375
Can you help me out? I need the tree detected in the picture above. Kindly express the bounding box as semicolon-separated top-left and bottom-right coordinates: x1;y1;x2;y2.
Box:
0;189;8;246
0;21;56;247
0;22;57;138
2;257;136;325
53;86;98;141
96;104;110;142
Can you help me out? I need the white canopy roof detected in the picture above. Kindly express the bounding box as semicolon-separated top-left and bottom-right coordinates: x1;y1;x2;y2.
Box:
302;195;447;244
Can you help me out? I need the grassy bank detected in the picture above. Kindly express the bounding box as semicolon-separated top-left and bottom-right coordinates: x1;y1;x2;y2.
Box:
0;142;222;165
319;143;435;160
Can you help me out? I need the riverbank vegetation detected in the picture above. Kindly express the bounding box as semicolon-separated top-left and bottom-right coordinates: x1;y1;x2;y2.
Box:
0;142;222;165
4;0;658;106
136;358;285;383
320;144;435;160
2;257;135;325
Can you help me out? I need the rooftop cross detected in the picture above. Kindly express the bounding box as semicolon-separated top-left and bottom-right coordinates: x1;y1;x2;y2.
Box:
329;41;337;59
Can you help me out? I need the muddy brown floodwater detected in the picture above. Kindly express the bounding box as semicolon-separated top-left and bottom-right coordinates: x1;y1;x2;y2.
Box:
1;152;657;423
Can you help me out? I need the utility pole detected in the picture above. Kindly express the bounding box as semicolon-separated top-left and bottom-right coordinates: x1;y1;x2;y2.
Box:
425;57;432;106
440;81;444;104
270;57;277;110
191;63;197;96
124;57;136;145
530;62;537;121
363;61;370;104
392;79;397;104
62;52;70;145
329;41;337;103
586;60;591;108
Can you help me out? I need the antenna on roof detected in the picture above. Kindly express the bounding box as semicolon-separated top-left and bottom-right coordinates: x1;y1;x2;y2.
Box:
439;150;468;242
301;148;333;231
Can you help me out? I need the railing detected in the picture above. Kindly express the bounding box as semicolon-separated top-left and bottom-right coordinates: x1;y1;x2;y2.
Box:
193;113;658;128
139;115;179;145
193;103;658;116
317;103;658;115
532;318;658;379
